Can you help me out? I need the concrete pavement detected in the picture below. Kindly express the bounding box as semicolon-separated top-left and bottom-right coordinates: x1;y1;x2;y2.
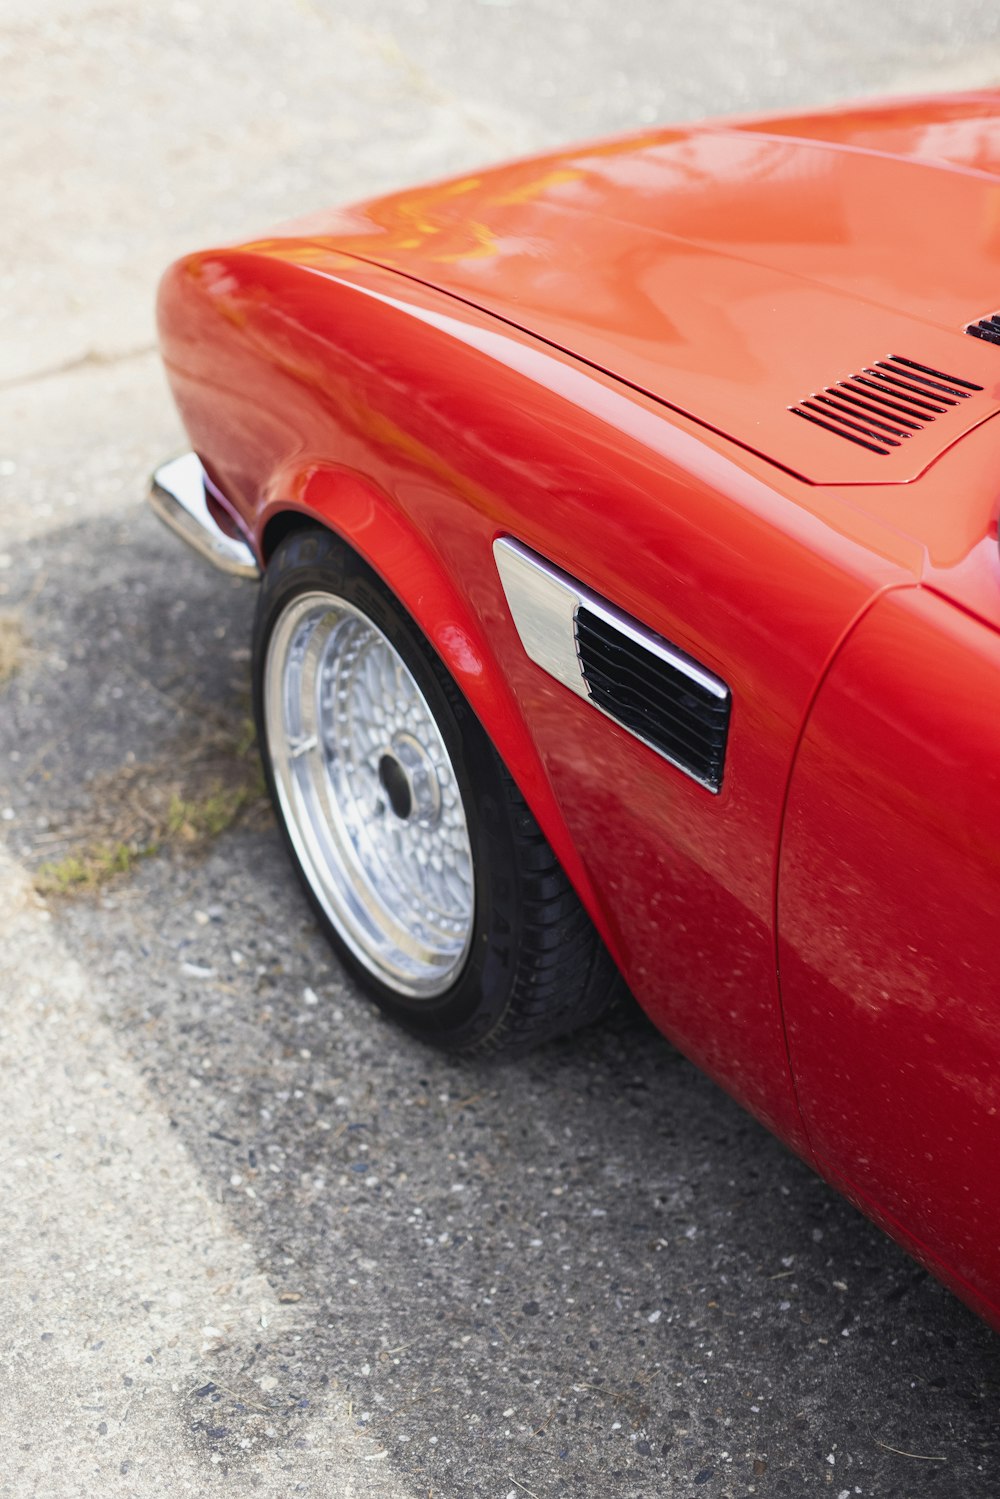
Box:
4;2;1000;1495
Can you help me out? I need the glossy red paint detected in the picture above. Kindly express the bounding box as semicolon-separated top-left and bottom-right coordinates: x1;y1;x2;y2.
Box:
779;586;1000;1322
157;90;1000;1326
271;98;1000;485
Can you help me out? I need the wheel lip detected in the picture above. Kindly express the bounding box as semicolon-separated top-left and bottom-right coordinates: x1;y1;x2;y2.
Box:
262;588;476;1000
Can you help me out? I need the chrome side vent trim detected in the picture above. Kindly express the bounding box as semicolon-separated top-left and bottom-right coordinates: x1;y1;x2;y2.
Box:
575;608;729;791
789;355;983;456
493;537;730;794
966;313;1000;345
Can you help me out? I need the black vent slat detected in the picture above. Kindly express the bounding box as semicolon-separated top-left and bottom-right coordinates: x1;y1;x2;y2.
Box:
790;406;891;454
959;313;1000;344
575;609;730;791
802;399;902;445
964;313;1000;345
577;654;728;733
578;666;726;757
576;647;727;727
574;631;729;745
581;675;725;767
582;688;726;778
815;393;910;436
574;642;731;731
875;360;974;399
968;321;1000;345
832;386;922;429
575;618;730;711
843;378;934;421
860;370;950;410
797;352;984;453
887;356;982;391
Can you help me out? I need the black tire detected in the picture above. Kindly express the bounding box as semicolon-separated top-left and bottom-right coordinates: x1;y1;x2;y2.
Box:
252;524;622;1055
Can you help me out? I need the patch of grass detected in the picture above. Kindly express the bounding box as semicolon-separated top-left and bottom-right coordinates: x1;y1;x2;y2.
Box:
30;713;270;898
0;612;24;683
36;840;153;895
166;780;260;844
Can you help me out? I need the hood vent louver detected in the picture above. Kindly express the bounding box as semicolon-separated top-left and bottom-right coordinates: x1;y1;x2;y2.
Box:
789;355;983;456
966;313;1000;346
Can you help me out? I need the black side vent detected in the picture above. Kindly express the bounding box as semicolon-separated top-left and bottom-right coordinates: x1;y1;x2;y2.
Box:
575;607;730;792
789;355;983;455
966;313;1000;345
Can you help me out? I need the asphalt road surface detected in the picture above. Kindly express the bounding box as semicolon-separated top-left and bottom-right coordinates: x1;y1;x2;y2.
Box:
4;3;1000;1496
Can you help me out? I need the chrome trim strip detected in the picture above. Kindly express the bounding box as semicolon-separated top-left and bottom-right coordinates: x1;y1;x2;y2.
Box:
148;452;260;579
493;535;729;792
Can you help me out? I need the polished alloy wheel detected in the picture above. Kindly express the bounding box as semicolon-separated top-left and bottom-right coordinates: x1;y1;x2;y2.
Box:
263;591;475;997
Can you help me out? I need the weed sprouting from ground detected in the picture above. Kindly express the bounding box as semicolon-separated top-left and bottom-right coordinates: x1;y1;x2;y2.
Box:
33;714;269;897
36;841;146;894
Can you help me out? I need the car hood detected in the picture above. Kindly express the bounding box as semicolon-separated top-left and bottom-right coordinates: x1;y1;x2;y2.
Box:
273;101;1000;485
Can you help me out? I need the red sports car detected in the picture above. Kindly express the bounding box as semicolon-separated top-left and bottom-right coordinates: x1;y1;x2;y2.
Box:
151;90;1000;1331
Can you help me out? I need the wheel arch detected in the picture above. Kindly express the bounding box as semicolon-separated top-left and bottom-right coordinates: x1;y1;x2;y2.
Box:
260;507;314;562
255;470;619;962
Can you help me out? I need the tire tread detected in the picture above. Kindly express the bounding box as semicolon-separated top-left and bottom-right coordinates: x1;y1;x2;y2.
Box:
470;767;624;1057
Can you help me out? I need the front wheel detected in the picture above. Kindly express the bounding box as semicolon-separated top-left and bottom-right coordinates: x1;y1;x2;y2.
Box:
252;525;621;1054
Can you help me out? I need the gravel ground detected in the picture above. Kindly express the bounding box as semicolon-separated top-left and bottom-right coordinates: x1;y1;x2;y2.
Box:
4;3;1000;1496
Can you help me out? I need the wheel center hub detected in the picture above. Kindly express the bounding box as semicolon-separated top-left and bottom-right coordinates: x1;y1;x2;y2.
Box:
378;733;442;826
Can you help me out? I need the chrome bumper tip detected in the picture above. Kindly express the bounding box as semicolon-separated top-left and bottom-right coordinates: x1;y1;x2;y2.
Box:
148;452;261;580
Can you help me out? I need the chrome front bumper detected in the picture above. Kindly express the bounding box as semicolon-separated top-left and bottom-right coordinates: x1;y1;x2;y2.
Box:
148;452;261;579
